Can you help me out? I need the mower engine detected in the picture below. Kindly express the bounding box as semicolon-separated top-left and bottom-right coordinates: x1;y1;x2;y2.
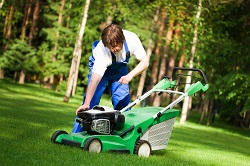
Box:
76;106;125;135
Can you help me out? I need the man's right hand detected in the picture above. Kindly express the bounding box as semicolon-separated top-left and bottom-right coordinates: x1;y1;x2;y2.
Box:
75;104;90;115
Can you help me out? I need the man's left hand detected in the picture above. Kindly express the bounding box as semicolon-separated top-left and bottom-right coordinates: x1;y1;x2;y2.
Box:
118;74;133;84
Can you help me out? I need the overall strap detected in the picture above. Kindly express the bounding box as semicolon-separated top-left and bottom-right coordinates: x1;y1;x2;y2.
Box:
93;40;116;64
92;40;100;51
111;52;116;64
89;40;100;69
124;40;130;63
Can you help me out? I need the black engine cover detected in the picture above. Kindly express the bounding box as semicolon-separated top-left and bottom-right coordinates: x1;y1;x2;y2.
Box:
76;106;125;134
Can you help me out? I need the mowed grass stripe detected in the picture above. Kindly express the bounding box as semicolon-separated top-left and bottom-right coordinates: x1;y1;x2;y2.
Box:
0;79;249;166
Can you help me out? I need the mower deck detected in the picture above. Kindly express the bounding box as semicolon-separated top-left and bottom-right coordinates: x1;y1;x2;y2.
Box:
54;107;179;154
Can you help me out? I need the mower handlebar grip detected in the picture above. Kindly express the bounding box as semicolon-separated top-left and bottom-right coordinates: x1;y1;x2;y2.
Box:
172;67;208;84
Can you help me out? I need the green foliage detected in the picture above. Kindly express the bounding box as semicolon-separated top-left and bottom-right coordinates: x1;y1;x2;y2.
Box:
214;74;250;119
56;80;67;92
197;0;250;123
0;0;249;127
3;40;38;72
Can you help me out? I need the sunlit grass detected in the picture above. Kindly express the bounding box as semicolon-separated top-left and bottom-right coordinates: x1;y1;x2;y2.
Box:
0;79;249;166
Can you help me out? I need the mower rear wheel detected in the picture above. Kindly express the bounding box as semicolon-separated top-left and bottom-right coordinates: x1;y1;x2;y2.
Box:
84;138;102;153
134;140;151;157
51;130;68;143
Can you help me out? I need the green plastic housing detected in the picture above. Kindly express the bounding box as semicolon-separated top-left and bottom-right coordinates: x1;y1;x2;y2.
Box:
55;107;180;154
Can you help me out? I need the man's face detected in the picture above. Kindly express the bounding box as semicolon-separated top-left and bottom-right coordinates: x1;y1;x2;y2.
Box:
108;43;123;54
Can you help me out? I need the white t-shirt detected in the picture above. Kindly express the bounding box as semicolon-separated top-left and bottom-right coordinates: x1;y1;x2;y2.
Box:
92;30;147;77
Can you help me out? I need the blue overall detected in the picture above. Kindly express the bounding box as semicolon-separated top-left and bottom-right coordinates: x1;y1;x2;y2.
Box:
72;40;131;133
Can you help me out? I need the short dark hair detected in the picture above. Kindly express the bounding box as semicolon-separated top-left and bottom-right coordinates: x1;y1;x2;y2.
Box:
101;24;125;48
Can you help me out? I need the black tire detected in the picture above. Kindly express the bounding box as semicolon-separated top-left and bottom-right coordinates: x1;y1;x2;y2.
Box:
51;130;68;143
84;138;102;153
134;140;152;157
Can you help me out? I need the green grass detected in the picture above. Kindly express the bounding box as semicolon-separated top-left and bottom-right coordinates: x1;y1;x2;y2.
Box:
0;79;249;166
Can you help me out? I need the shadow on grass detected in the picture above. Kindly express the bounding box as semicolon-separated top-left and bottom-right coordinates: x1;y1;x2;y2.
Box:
186;110;250;139
0;79;249;166
0;79;64;99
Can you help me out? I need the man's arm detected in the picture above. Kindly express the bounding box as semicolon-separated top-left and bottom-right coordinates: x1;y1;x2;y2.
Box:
118;55;149;84
76;73;102;114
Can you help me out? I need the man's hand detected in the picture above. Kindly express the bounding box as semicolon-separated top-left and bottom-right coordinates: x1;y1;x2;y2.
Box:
75;104;90;115
118;74;133;84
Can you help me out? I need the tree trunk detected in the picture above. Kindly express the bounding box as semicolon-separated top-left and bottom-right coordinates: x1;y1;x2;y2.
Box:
49;74;55;85
153;19;175;106
72;51;81;95
14;71;18;81
49;0;66;84
43;76;49;83
3;5;14;39
180;0;203;124
0;69;4;79
17;0;32;84
28;0;40;46
136;39;153;97
99;16;113;31
171;52;186;102
200;98;209;124
2;5;15;78
149;7;167;103
0;0;4;8
64;0;91;102
166;23;181;78
59;74;64;83
136;8;160;97
21;0;32;41
207;99;214;125
19;70;26;84
178;52;185;68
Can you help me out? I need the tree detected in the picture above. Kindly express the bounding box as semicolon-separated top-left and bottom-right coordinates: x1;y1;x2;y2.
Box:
136;8;160;97
148;7;167;102
28;0;40;46
153;19;175;106
19;0;33;84
0;0;4;9
49;0;66;84
64;0;91;102
180;0;203;124
3;40;38;78
0;3;14;79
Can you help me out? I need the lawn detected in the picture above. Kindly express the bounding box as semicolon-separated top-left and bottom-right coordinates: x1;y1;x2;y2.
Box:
0;79;249;166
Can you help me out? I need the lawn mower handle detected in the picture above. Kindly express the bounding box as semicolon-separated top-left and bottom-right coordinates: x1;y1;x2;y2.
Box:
172;67;208;84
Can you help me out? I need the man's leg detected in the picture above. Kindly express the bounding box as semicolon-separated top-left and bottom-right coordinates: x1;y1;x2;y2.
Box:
111;81;130;110
72;76;108;133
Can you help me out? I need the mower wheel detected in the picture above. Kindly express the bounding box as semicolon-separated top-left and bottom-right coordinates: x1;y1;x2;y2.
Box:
84;138;102;153
51;130;68;143
134;140;151;157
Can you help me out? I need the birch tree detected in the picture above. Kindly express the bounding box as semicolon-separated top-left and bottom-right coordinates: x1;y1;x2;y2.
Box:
0;0;4;8
180;0;203;124
64;0;91;102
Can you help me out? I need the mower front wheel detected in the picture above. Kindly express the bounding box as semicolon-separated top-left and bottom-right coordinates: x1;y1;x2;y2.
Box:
51;130;68;143
84;138;102;153
134;140;151;157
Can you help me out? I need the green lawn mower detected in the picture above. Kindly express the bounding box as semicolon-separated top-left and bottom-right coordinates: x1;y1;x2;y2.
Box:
51;67;209;157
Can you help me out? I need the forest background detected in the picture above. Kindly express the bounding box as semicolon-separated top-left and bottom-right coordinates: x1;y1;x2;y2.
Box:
0;0;249;128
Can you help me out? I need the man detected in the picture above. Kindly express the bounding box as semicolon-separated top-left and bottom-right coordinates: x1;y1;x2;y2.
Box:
72;24;149;133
